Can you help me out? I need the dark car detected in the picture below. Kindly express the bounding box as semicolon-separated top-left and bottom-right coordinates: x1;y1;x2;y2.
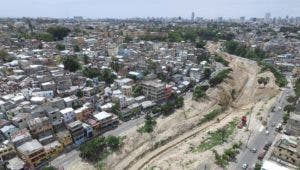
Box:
250;148;257;153
258;151;266;160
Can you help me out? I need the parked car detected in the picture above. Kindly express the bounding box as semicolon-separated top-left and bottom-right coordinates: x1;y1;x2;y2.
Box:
250;148;257;153
275;123;282;131
258;151;266;160
242;163;248;169
263;142;272;150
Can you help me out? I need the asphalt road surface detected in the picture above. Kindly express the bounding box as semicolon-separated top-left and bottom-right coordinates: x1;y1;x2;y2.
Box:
233;82;293;169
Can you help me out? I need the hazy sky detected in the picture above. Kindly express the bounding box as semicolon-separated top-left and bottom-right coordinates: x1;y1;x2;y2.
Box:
1;0;300;19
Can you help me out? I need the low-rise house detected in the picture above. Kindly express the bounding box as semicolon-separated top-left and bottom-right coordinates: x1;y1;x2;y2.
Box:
17;139;47;168
27;117;53;138
121;85;132;96
56;130;73;147
0;125;19;139
11;129;32;147
85;118;100;136
48;97;65;109
11;112;30;129
0;141;16;161
41;81;56;91
30;96;46;105
60;107;75;124
6;156;26;170
93;111;118;134
286;113;300;136
141;101;156;112
43;140;63;159
31;90;54;99
67;120;85;146
82;123;93;139
63;95;79;108
74;104;93;121
45;107;63;129
115;78;133;87
135;96;146;103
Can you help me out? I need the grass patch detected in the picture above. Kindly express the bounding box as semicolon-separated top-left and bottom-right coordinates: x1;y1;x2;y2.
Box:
209;69;232;87
198;108;224;125
214;54;229;66
213;141;243;167
194;119;238;152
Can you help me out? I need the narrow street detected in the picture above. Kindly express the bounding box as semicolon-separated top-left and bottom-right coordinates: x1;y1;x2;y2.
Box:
233;77;293;170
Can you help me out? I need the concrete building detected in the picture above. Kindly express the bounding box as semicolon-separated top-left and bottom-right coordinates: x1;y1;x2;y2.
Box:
60;107;75;124
0;141;15;161
272;136;300;166
67;120;85;146
43;140;63;159
11;129;32;147
93;111;118;134
286;113;300;136
27;117;53;138
142;80;166;102
56;130;73;147
17;139;47;168
6;156;26;170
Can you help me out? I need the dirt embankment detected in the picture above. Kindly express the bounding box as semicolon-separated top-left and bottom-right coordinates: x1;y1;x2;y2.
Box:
104;43;279;170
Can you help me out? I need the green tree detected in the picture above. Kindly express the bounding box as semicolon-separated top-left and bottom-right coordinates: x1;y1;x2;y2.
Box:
0;49;13;62
133;85;143;97
99;69;117;85
42;166;57;170
73;45;81;52
105;136;123;151
283;112;290;124
284;105;295;113
193;85;209;100
124;35;132;43
196;40;206;48
82;67;101;78
79;137;107;162
37;32;54;42
110;57;122;72
76;89;84;98
56;43;65;51
138;114;157;133
83;54;89;64
161;103;174;116
38;43;43;49
47;26;71;41
204;68;212;79
209;69;232;87
111;102;121;116
63;56;81;72
254;163;262;170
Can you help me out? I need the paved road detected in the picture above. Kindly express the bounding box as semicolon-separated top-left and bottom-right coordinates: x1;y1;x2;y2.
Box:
104;115;145;136
234;78;294;170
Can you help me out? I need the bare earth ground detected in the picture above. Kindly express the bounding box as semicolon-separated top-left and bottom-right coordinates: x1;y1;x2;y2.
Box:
102;43;280;170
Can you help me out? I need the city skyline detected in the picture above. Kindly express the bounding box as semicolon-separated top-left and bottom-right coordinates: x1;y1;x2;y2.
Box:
0;0;300;19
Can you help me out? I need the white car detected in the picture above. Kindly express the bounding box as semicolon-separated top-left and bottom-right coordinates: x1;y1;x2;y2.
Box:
265;130;269;135
242;163;248;169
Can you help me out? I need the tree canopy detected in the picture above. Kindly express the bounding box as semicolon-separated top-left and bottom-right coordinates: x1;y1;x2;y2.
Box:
0;49;13;62
47;26;71;41
63;56;81;72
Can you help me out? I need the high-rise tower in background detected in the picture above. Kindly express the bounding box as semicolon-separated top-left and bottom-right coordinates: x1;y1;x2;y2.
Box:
191;12;195;22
